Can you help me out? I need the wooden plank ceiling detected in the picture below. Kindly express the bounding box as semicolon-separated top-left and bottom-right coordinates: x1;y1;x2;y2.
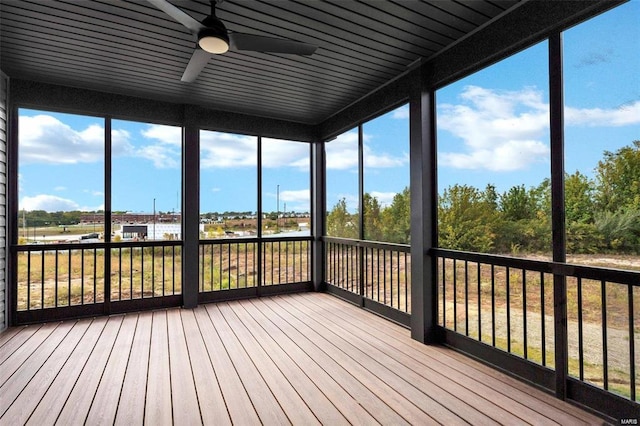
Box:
0;0;522;124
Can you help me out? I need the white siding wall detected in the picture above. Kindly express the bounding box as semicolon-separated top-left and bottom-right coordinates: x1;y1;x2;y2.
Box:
0;72;7;331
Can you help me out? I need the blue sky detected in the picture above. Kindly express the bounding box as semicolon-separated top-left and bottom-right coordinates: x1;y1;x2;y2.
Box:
18;1;639;215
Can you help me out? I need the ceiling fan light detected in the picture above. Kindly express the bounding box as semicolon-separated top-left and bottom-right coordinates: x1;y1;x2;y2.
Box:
198;31;229;54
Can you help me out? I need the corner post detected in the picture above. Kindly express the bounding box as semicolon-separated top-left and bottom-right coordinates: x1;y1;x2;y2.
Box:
549;32;568;400
311;139;326;291
410;67;438;343
182;124;200;308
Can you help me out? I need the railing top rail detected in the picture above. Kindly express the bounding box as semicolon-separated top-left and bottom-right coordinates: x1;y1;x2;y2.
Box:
323;236;411;252
200;235;312;244
432;248;640;286
13;240;183;252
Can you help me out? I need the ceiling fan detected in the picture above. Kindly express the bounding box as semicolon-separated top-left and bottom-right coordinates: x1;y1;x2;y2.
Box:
146;0;318;82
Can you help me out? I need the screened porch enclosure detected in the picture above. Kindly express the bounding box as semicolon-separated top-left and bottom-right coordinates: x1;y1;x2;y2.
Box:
2;0;639;423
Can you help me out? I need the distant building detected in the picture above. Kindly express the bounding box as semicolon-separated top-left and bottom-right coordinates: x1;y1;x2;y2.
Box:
117;223;203;240
81;212;182;224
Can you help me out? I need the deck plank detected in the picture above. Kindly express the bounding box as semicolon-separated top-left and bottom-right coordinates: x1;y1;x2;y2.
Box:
0;322;58;379
237;299;379;426
0;324;41;355
205;303;291;425
273;295;498;425
292;294;554;424
53;315;124;425
305;292;606;424
0;320;74;416
250;297;420;425
217;302;321;426
144;310;172;426
1;318;92;424
230;300;350;425
193;306;261;425
0;293;611;426
166;308;201;425
24;317;107;426
180;309;231;426
114;311;153;425
84;313;138;425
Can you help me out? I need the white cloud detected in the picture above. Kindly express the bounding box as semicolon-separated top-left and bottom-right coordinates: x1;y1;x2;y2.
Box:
20;115;102;164
369;191;397;208
325;132;359;170
54;186;67;192
200;131;257;168
211;187;221;192
141;124;182;146
438;86;551;171
19;115;135;164
278;189;310;212
565;101;640;127
325;131;407;170
21;194;78;212
262;138;310;169
392;105;409;119
438;86;640;172
137;145;180;168
279;189;310;203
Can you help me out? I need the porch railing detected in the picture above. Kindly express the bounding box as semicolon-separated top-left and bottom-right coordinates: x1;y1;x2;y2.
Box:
198;236;312;298
324;237;411;325
433;248;639;413
13;240;183;322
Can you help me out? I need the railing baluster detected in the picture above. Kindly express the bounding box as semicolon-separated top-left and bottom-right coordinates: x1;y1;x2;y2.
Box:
506;266;511;353
629;283;636;401
491;264;495;347
55;250;59;308
93;248;97;303
541;272;546;366
523;269;527;360
141;247;145;298
477;262;481;342
578;277;584;380
41;249;45;308
464;260;469;336
442;257;446;327
601;279;608;391
453;259;457;332
383;249;387;305
81;249;85;304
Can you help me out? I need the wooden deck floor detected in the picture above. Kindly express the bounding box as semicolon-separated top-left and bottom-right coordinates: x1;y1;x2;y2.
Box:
1;292;605;425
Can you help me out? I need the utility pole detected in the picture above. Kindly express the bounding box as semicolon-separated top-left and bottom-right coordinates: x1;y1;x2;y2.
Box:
276;184;280;232
153;198;156;240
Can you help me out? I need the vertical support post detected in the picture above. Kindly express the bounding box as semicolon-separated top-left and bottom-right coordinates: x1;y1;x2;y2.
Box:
103;117;112;315
182;125;199;308
311;140;325;291
410;67;438;344
7;98;19;327
357;124;365;305
257;136;263;295
549;32;568;400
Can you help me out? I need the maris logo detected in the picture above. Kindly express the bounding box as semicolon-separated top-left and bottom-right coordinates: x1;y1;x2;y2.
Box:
621;419;638;425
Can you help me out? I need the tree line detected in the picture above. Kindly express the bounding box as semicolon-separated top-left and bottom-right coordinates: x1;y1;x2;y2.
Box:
327;141;640;254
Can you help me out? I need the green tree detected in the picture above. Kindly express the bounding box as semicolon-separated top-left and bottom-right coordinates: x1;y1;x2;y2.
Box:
499;185;536;221
363;193;384;241
326;198;358;239
595;140;640;212
565;171;596;224
438;184;496;252
382;187;411;244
